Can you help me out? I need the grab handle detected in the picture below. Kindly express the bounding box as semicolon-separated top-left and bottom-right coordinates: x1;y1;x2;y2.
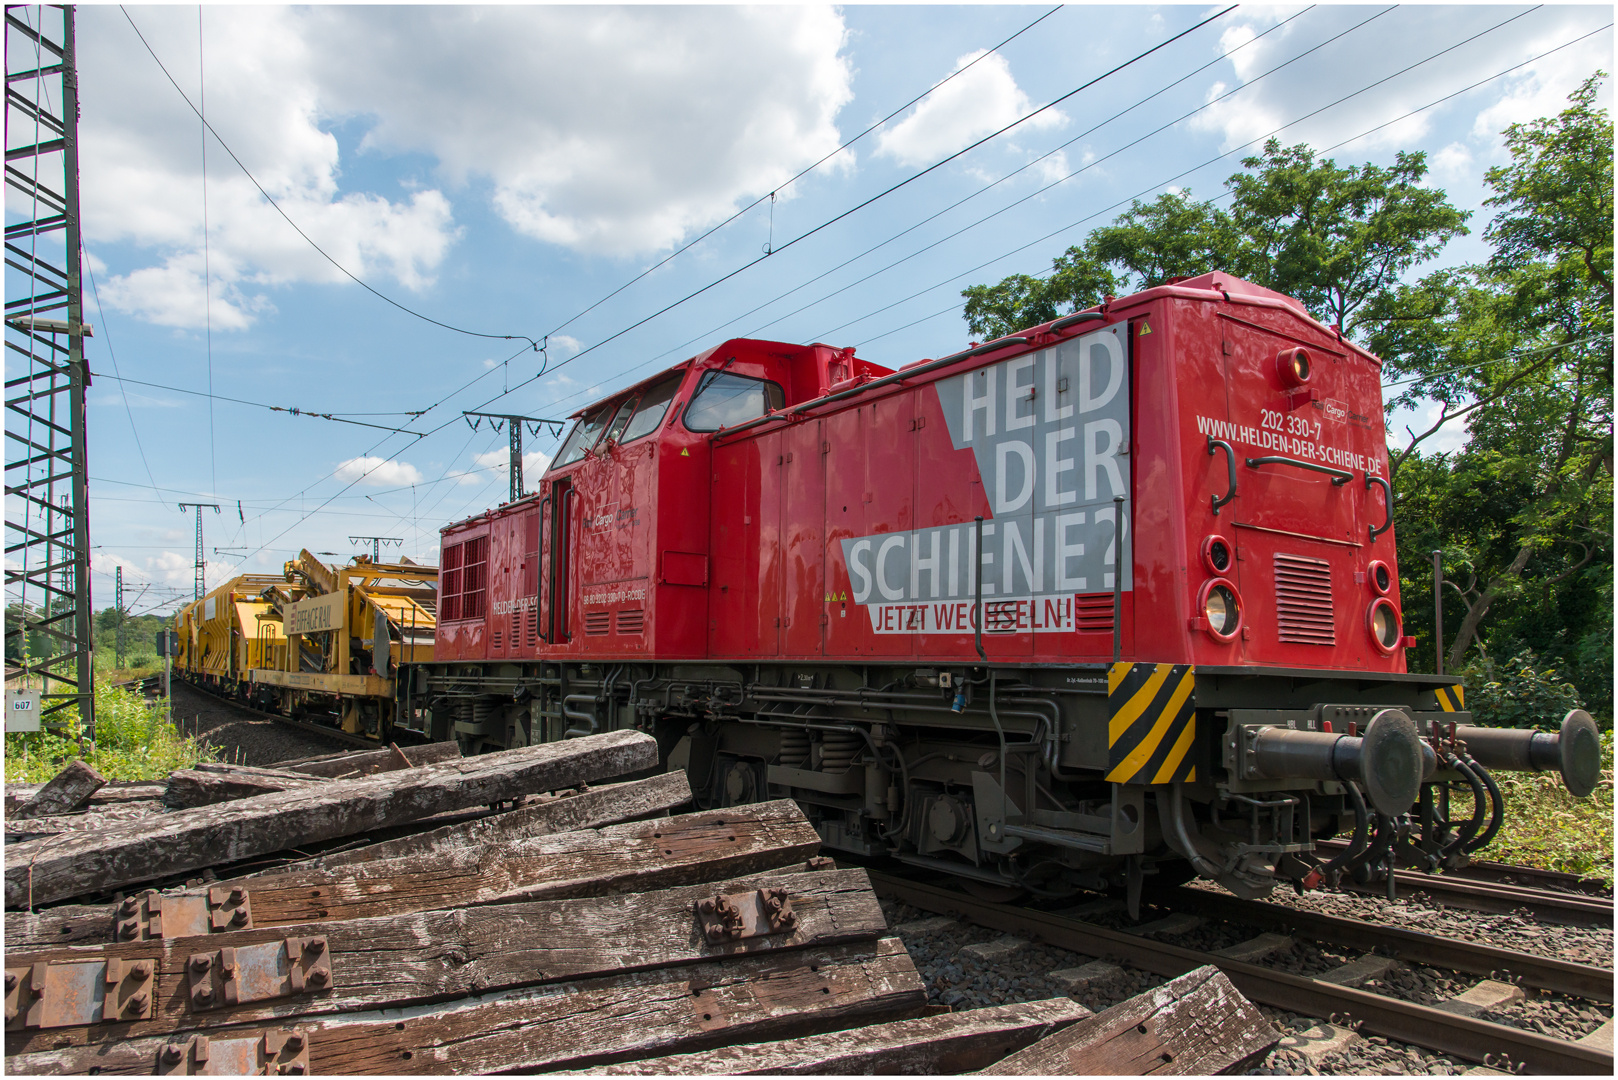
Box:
1245;455;1353;485
1365;473;1393;543
1207;435;1237;515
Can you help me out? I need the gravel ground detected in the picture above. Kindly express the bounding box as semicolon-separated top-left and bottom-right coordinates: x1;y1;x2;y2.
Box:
1192;879;1615;968
171;681;354;766
878;881;1613;1076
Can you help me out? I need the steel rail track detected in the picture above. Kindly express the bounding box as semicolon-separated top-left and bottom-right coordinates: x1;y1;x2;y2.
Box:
870;873;1614;1075
174;679;381;750
1154;886;1612;1002
1314;839;1610;897
1340;870;1613;927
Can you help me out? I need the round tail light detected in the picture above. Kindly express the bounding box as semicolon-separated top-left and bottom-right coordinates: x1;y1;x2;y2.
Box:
1367;598;1402;653
1201;534;1233;574
1276;347;1312;388
1197;579;1242;640
1367;559;1392;595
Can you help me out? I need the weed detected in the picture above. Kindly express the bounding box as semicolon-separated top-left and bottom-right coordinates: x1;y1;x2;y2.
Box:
4;682;217;783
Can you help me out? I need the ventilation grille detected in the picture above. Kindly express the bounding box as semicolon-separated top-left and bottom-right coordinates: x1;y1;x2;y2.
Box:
1274;553;1335;645
583;611;611;636
615;609;645;635
1075;593;1116;634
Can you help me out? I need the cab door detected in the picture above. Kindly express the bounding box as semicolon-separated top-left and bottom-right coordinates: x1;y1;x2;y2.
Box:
1218;315;1369;665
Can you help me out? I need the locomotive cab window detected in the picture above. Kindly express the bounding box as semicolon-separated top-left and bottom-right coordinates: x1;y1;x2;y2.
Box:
552;406;613;468
683;370;784;432
619;373;682;442
601;394;640;446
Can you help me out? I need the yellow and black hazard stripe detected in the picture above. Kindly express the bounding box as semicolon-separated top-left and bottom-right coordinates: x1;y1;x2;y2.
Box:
1435;684;1466;712
1106;662;1196;785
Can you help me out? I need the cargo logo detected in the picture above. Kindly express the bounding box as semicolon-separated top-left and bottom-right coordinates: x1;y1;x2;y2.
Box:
1322;398;1348;423
839;324;1131;635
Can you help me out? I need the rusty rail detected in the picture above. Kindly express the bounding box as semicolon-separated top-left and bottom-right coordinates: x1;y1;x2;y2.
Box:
870;873;1614;1076
1314;839;1610;897
1156;886;1612;1002
1338;870;1613;927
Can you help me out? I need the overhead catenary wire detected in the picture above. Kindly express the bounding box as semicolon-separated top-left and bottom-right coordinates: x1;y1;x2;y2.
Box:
507;4;1240;384
542;4;1068;342
87;372;432;437
531;5;1324;414
117;5;541;352
825;5;1575;347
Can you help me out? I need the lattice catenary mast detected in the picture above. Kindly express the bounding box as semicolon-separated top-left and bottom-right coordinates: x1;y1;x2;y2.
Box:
4;5;94;735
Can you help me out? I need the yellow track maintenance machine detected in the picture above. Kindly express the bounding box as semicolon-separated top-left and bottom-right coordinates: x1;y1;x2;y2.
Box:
173;551;437;739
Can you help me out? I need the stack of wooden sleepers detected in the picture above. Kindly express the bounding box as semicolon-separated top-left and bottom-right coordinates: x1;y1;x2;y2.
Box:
4;731;1276;1075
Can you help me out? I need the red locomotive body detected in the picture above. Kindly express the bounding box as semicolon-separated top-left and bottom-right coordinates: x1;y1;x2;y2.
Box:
418;273;1596;902
443;274;1402;676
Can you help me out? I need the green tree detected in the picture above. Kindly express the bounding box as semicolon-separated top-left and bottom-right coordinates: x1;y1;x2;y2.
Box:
1373;74;1611;691
962;140;1469;339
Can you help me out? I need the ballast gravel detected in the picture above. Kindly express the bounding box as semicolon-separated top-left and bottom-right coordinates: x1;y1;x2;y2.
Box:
170;681;355;766
879;880;1614;1076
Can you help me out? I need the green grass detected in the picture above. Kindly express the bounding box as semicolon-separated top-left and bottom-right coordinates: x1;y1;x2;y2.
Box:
1470;730;1614;880
4;681;218;783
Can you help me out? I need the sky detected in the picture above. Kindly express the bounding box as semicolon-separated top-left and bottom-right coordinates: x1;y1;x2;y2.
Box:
8;3;1613;616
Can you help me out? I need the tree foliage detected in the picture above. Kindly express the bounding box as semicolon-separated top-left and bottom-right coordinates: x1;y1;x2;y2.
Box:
962;139;1469;339
961;75;1614;717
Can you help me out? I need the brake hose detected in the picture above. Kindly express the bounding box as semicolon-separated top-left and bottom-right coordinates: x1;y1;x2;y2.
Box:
1462;755;1505;854
1317;782;1369;883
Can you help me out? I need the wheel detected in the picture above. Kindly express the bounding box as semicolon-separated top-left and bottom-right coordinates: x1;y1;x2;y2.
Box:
960;879;1028;903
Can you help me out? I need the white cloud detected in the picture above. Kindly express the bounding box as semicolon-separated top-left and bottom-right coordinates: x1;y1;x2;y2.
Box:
303;6;853;257
1428;142;1474;186
1185;8;1611;159
334;456;423;487
878;51;1064;169
80;7;460;331
460;448;552;486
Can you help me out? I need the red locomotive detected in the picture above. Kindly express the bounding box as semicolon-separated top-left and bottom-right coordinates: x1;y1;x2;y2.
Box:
411;272;1597;903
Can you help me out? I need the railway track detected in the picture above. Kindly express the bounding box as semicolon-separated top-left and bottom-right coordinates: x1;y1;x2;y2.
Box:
176;678;383;751
871;872;1614;1075
1314;838;1611;897
1339;867;1613;927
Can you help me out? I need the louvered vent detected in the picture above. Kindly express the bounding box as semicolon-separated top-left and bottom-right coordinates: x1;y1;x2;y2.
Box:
583;611;611;636
1274;553;1335;645
1075;593;1115;634
615;609;645;635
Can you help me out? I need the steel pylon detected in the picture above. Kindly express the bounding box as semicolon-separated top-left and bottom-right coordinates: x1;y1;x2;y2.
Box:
4;4;94;737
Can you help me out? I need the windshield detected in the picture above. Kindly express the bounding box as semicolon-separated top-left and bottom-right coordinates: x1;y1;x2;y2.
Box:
620;374;682;442
552;406;612;468
683;370;784;432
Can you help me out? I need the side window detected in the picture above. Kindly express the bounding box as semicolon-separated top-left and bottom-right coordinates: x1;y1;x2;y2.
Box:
601;395;640;446
683;371;785;432
620;374;682;442
441;541;463;622
552;406;612;468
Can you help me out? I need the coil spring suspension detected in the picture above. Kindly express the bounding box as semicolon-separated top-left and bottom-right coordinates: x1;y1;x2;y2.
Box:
779;729;810;768
820;731;862;773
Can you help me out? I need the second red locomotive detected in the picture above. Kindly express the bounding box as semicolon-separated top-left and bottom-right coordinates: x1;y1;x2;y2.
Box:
405;272;1598;903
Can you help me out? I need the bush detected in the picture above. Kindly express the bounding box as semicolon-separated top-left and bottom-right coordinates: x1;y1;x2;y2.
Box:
4;682;217;783
1458;648;1586;729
